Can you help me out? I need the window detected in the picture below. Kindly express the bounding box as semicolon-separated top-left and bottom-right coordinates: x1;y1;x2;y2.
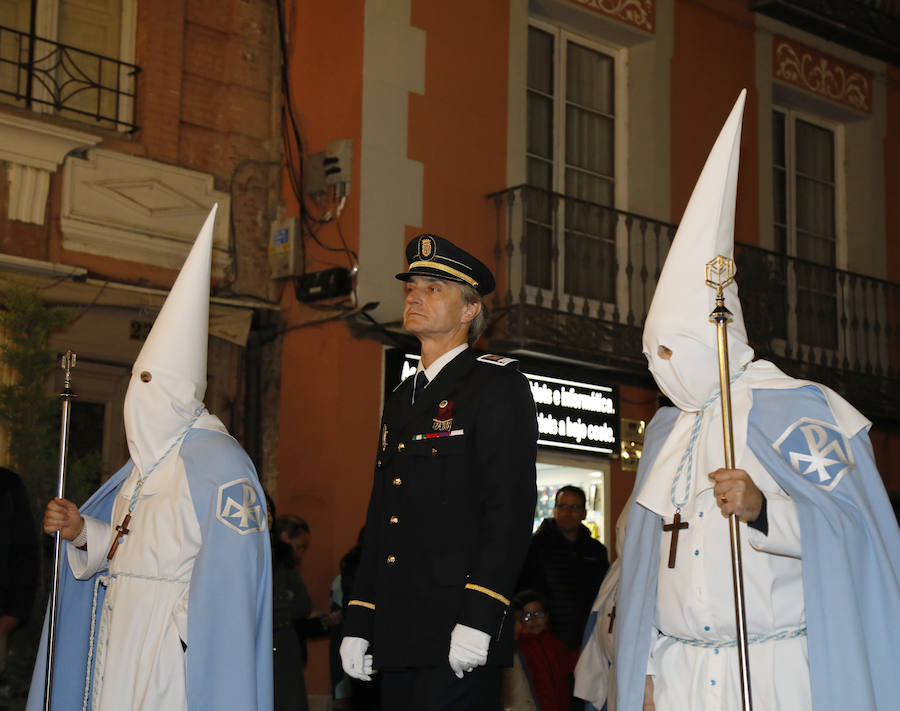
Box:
526;23;617;306
772;108;839;350
57;0;126;123
0;0;136;130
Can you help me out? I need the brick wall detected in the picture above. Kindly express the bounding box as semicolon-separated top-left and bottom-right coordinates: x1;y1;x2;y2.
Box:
128;0;282;299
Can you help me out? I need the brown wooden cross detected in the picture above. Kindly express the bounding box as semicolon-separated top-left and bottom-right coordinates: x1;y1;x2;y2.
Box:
107;513;132;560
663;510;689;568
607;604;616;634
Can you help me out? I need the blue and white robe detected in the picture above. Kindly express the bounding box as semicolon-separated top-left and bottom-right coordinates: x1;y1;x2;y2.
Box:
27;418;273;711
615;362;900;710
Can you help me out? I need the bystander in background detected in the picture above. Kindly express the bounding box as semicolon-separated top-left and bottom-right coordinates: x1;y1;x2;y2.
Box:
518;486;609;651
0;467;39;700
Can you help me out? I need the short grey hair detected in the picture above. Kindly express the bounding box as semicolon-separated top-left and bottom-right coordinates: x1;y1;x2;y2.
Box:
459;283;488;344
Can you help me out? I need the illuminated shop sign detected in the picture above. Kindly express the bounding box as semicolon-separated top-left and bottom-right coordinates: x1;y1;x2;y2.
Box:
394;352;619;457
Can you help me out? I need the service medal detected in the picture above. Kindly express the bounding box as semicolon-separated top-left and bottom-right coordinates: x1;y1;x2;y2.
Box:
433;399;453;432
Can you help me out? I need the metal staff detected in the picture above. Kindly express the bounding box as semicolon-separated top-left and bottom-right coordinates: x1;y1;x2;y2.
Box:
44;350;76;711
706;256;752;711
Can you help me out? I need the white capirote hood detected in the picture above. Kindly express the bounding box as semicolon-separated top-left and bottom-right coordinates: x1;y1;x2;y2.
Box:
123;205;217;474
642;90;754;412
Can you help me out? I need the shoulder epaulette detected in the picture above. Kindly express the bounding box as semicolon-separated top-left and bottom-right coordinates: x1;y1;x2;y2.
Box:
476;353;518;367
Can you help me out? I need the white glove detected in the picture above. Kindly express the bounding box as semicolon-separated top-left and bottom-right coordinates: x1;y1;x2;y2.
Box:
340;636;373;681
448;623;491;679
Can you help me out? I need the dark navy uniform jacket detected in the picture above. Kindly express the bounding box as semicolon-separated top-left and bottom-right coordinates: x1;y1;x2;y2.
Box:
343;348;538;669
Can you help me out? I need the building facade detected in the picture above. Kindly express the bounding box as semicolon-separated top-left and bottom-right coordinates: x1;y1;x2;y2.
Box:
1;0;897;704
0;0;284;490
277;0;900;697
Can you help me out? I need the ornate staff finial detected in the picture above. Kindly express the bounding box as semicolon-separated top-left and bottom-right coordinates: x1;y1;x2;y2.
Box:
705;255;735;295
60;350;76;385
706;256;735;326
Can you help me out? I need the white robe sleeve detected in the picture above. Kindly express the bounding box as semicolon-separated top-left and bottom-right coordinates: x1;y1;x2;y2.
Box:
747;490;802;558
66;515;111;579
647;628;660;676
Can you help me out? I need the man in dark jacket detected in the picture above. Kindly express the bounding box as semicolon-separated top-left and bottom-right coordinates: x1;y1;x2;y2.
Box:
0;467;39;677
518;486;609;651
340;234;538;711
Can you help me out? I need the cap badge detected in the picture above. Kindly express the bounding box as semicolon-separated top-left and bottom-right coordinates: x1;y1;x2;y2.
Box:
420;237;433;259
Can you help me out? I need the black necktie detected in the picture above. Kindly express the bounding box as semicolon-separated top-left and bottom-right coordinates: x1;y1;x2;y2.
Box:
412;371;429;404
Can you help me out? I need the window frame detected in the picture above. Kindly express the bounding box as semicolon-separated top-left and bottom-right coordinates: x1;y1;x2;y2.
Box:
525;18;627;318
2;0;138;131
771;104;847;355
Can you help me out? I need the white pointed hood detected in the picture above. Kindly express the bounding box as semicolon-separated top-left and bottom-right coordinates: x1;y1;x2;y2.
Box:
123;205;217;474
642;90;754;412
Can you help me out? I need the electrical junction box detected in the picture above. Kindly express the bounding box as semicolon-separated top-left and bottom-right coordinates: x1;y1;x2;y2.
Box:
295;267;353;302
268;217;301;278
304;152;326;195
324;138;353;187
305;139;353;197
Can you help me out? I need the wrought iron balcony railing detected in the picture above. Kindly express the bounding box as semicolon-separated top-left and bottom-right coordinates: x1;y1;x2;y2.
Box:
0;24;139;132
488;185;900;421
751;0;900;65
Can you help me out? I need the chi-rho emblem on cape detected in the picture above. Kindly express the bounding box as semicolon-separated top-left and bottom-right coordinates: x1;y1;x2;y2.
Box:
217;478;266;533
772;417;855;492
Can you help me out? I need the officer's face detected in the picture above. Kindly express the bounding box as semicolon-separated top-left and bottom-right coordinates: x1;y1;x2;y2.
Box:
402;276;477;341
554;490;587;534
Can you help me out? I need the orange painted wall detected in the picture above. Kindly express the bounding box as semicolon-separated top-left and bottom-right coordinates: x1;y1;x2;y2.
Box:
278;0;371;694
408;0;510;275
280;1;514;692
671;0;759;246
277;305;382;693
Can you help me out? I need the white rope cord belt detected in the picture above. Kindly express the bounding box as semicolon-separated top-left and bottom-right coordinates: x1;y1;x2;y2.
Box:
665;625;807;649
83;571;190;711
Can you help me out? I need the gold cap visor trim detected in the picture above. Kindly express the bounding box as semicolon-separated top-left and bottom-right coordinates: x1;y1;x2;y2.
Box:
408;260;478;288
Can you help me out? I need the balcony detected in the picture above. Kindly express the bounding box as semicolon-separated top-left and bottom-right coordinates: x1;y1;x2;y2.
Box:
487;185;900;421
751;0;900;65
0;24;139;132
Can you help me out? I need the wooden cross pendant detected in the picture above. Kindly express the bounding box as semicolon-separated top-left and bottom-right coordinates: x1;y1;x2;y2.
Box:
107;513;132;561
663;510;689;568
607;604;616;634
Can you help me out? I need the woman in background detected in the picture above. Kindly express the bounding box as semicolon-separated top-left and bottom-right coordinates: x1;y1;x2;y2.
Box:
271;510;312;711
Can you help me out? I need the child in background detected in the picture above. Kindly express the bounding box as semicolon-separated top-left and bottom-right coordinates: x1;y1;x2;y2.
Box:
513;590;579;711
501;600;538;711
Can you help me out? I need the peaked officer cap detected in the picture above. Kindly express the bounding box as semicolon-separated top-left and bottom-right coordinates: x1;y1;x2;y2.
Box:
396;233;495;296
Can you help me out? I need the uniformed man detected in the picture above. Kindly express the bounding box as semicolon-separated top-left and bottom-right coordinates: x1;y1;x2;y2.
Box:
340;234;538;710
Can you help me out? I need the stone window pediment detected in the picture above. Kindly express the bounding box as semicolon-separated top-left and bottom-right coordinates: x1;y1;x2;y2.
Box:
61;148;231;275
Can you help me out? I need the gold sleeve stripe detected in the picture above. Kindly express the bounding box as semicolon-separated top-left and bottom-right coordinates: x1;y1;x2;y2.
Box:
408;260;478;288
348;600;375;610
464;583;510;606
